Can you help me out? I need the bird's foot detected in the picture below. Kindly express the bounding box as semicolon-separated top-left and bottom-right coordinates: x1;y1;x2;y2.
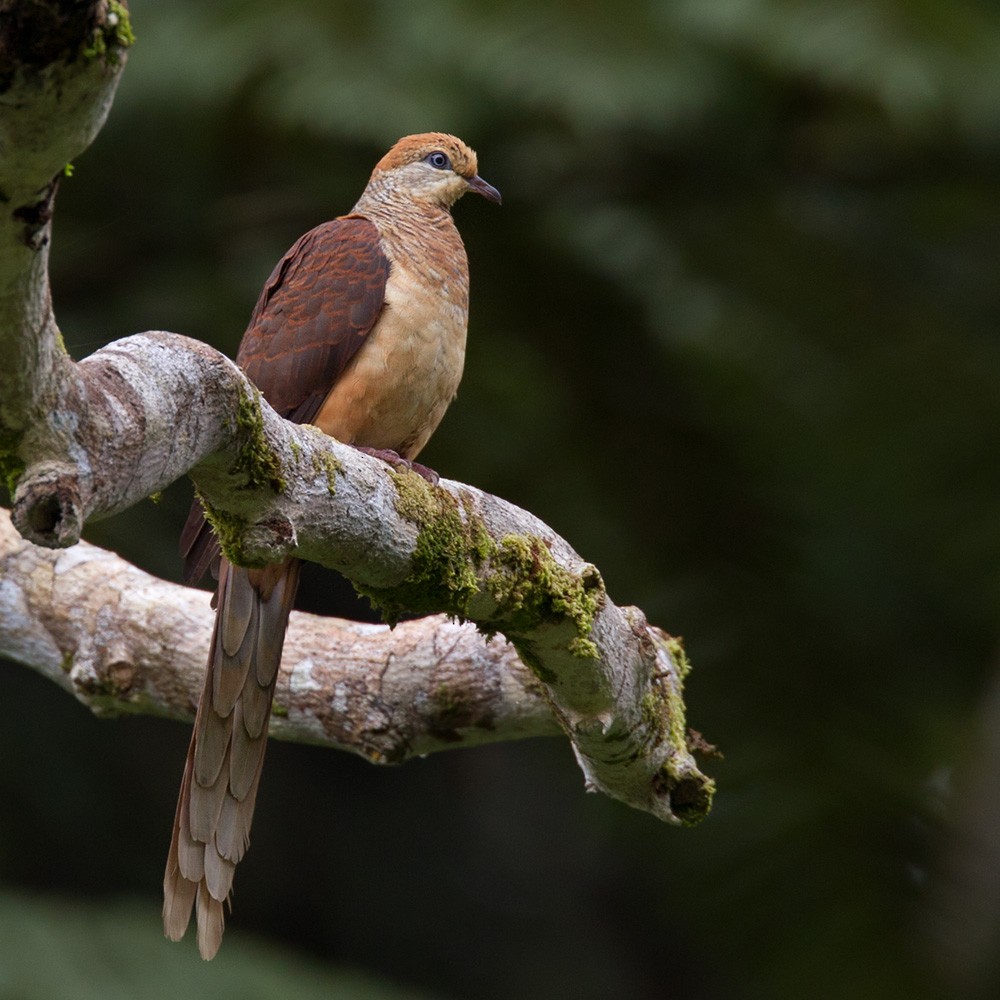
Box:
409;461;440;484
353;446;440;484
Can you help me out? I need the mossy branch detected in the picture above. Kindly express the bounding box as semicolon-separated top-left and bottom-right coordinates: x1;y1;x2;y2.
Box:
0;327;713;822
0;0;713;827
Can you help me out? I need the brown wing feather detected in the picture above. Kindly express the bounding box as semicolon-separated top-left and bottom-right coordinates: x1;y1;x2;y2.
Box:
237;214;390;421
182;215;389;583
180;503;217;587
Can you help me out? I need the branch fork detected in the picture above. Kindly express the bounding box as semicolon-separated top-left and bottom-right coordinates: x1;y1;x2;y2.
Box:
0;0;714;828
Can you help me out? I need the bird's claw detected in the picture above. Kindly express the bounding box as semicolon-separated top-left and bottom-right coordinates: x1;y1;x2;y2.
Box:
409;461;440;484
353;446;440;484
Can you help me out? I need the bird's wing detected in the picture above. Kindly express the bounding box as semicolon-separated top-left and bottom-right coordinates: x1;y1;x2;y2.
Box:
181;215;389;583
238;214;390;421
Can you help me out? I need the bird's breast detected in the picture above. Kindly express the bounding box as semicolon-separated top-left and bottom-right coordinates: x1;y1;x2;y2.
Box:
313;249;469;459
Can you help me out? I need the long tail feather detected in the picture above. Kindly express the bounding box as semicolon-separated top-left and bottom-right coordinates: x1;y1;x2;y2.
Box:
163;557;301;958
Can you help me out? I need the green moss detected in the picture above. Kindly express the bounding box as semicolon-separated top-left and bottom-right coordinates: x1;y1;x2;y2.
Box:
108;1;136;46
665;635;692;679
0;449;24;496
641;689;668;746
568;635;599;659
640;671;691;761
287;434;340;495
81;38;104;60
356;471;483;623
231;384;286;494
486;534;604;656
196;492;251;566
311;449;342;496
356;471;604;673
271;699;288;718
666;673;690;751
83;1;135;62
0;421;25;495
147;491;162;505
193;390;310;566
460;491;494;562
52;325;69;358
641;631;716;825
60;649;74;674
641;632;705;759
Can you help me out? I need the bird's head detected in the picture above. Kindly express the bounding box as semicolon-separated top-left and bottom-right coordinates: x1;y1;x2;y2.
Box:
367;132;501;210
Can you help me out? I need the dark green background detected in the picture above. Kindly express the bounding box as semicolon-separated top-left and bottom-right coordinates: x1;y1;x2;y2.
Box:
3;1;1000;997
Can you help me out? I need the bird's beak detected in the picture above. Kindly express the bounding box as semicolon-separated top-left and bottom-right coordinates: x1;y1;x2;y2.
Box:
466;174;502;205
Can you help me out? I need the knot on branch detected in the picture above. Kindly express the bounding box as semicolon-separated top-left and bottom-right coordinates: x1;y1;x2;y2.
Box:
0;0;134;76
239;512;298;566
651;765;716;828
12;460;83;547
11;176;59;249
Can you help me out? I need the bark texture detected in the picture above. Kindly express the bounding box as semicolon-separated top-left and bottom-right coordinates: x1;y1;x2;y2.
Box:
0;508;554;762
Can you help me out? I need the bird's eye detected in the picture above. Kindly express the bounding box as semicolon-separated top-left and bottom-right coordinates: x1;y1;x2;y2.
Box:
425;151;451;170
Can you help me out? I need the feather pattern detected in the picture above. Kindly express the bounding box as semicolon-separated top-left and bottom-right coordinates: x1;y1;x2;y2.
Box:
187;749;229;843
215;764;261;863
164;132;491;958
195;883;224;961
219;564;254;658
162;560;300;958
192;685;230;788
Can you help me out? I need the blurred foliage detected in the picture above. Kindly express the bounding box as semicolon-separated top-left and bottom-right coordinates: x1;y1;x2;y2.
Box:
3;0;1000;997
0;891;435;1000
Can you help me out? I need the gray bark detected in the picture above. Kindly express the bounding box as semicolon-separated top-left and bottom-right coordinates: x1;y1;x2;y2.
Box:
0;508;557;761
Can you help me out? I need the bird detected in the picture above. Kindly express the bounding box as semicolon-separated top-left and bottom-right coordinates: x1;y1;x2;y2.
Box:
162;133;500;959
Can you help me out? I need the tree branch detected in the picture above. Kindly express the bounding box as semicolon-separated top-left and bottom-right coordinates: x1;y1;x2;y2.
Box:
0;507;558;760
1;1;131;513
0;1;714;826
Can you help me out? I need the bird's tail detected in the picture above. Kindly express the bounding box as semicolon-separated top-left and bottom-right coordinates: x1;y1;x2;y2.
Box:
163;557;301;959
